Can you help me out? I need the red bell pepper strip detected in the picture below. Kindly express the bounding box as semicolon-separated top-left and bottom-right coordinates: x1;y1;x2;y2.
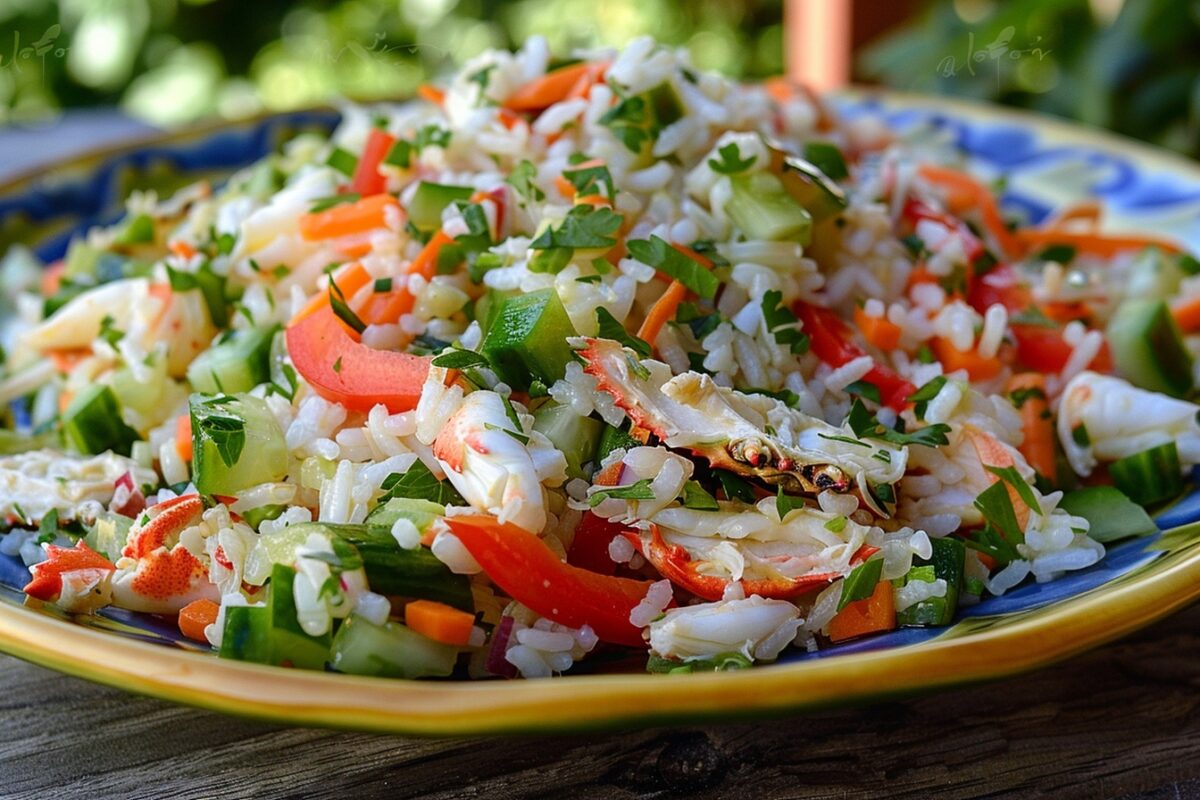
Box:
24;542;115;603
626;527;840;602
1010;324;1112;374
794;301;916;411
286;304;429;413
349;128;397;197
444;514;654;646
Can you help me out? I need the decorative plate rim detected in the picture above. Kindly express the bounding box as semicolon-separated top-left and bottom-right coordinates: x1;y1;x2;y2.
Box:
2;92;1200;736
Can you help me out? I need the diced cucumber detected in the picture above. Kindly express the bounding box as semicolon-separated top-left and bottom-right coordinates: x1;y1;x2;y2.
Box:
408;182;474;232
365;497;444;533
596;422;641;465
896;536;964;627
329;614;459;679
265;563;331;669
109;364;169;420
480;288;578;391
779;154;848;221
187;325;280;394
219;605;269;662
113;214;156;246
62;385;140;456
1125;248;1186;302
474;288;518;336
190;393;288;496
1106;299;1193;397
532;402;603;480
1108;441;1184;507
727;172;813;244
242;504;286;531
334;523;474;611
83;513;133;561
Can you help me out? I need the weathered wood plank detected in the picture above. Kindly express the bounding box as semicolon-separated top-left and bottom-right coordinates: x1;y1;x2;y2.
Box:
5;605;1200;799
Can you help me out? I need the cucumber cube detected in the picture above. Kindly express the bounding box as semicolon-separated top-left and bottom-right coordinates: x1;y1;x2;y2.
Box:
62;385;140;456
190;393;288;495
480;288;578;390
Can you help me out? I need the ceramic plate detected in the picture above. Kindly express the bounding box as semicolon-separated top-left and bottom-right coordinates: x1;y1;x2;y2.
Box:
2;95;1200;735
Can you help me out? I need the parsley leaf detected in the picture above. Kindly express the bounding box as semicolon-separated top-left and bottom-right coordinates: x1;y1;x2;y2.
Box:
329;275;367;334
529;205;622;273
627;236;718;299
681;480;720;511
716;471;756;503
98;314;124;347
843;379;882;405
506;160;545;203
563;160;615;199
907;376;948;421
379;460;465;506
596;307;651;357
847;399;950;448
775;486;808;519
707;142;757;174
760;290;809;354
973;480;1025;544
837;557;883;611
589;479;656;507
985;465;1040;512
600;94;653;153
195;405;246;468
431;348;490;370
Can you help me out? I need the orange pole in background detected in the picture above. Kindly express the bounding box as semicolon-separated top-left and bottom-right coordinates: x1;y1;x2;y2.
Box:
785;0;853;90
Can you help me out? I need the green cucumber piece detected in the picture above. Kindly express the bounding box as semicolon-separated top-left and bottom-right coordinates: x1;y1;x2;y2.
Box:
779;154;848;221
595;422;641;465
1125;248;1186;302
896;536;964;627
532;402;602;480
474;288;518;336
727;172;813;244
480;288;578;391
408;182;474;232
647;81;685;128
265;563;331;669
187;325;280;394
219;605;269;662
62;385;139;456
1108;441;1184;507
113;214;155;246
329;614;459;679
365;497;444;533
334;523;473;611
84;513;134;562
1106;299;1193;397
190;393;288;496
242;504;286;531
1058;485;1158;543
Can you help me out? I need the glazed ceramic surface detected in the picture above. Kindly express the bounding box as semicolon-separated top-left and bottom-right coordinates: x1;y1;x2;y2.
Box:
1;95;1199;735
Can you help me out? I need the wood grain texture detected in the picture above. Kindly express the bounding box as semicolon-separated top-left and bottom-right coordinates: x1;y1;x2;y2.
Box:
5;606;1200;799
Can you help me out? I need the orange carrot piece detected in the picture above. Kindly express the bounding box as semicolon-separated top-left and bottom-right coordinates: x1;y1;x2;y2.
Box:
1172;296;1200;334
407;230;455;281
930;337;1002;381
1042;200;1103;231
965;426;1031;532
46;347;92;374
637;280;688;348
828;580;895;643
298;194;400;242
554;174;575;199
504;62;596;112
404;599;475;646
41;261;65;296
1014;228;1184;257
178;598;219;643
564;61;609;101
289;262;372;328
853;306;902;351
175;414;193;462
917;164;1021;259
417;84;445;106
1006;372;1054;479
168;240;197;260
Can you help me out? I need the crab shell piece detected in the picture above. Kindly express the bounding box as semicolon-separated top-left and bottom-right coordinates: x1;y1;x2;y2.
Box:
111;494;220;614
24;541;117;613
576;337;906;501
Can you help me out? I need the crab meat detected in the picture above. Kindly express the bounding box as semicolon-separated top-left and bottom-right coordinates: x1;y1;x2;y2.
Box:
23;542;116;613
111;494;219;613
431;390;567;534
576;337;906;502
648;595;803;663
1058;371;1200;476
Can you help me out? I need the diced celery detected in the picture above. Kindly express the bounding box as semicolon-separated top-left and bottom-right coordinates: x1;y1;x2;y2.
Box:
532;402;603;480
190;393;288;495
727;172;813;244
329;614;459;679
62;385;139;456
480;288;578;390
365;497;444;533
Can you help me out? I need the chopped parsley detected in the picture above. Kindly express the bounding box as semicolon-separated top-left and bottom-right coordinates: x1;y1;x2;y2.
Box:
596;307;651;357
760;290;809;354
681;480;720;511
707;142;756;175
506;160;545;203
529;205;622;273
589;479;656;507
627;235;718;299
379;460;465;506
847;399;950;448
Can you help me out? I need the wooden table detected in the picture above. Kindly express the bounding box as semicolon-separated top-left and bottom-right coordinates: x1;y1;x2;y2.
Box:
4;604;1200;799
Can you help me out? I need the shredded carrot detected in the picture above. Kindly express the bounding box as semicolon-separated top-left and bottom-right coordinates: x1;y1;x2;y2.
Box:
917;164;1021;259
564;61;609;101
1172;295;1200;334
417;84;445;106
637;280;688;349
553;174;575;199
853;306;902;351
1040;300;1094;325
47;347;92;374
1041;200;1103;231
177;598;219;643
1014;227;1184;257
175;415;193;463
905;266;939;291
168;240;197;260
504;62;596;112
404;599;475;646
298;194;400;242
974;551;999;571
407;230;455;281
930;337;1002;381
41;261;65;296
289;262;371;327
1006;373;1054;479
828;580;896;642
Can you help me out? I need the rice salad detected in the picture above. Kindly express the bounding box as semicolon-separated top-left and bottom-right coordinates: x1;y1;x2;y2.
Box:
0;37;1192;679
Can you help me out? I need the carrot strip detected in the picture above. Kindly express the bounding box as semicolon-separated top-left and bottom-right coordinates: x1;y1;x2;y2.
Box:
1014;227;1184;257
175;415;193;463
504;62;596;112
853;306;903;351
168;240;197;260
41;261;65;296
917;164;1021;259
637;280;688;348
930;337;1002;381
1172;296;1200;333
289;262;371;328
407;230;455;281
298;194;400;242
404;599;475;646
47;347;92;374
177;598;219;643
417;84;445;106
1041;200;1103;231
828;580;895;642
1006;373;1054;479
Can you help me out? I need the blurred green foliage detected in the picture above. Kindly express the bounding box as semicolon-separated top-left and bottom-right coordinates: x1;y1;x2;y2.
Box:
0;0;782;126
860;0;1200;158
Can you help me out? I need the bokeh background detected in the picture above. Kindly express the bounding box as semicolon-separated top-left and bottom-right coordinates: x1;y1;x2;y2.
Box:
0;0;1197;157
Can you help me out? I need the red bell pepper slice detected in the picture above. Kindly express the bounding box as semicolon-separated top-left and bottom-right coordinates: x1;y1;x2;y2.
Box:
349;128;397;197
444;515;654;647
1010;324;1112;374
794;301;916;411
286;304;430;413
